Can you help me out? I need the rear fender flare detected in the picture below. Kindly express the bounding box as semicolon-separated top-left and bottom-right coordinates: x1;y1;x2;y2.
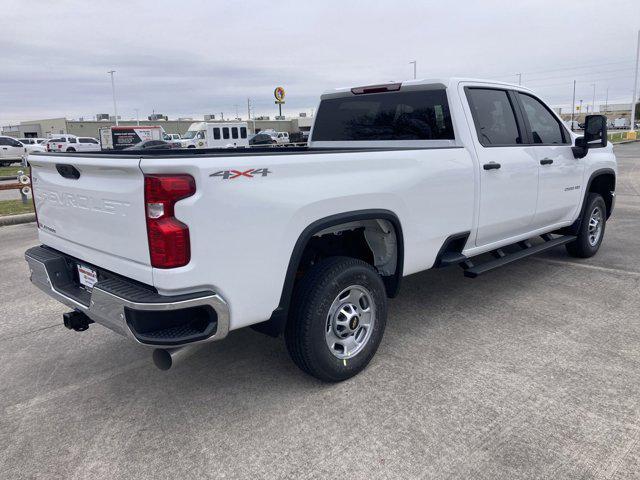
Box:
255;209;404;337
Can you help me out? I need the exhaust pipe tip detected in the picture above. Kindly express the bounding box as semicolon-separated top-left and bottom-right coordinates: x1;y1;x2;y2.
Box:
152;345;201;371
152;349;174;371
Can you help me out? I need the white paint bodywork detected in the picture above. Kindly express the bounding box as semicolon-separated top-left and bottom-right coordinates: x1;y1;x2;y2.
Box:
28;78;617;332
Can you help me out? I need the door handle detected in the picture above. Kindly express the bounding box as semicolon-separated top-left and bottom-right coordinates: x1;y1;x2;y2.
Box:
540;158;554;165
483;162;501;170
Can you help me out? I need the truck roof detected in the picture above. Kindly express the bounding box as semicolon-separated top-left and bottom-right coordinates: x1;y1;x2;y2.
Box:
323;77;535;97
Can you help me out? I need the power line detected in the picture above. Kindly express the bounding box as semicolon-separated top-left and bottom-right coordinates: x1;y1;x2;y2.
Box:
488;59;633;80
521;67;635;84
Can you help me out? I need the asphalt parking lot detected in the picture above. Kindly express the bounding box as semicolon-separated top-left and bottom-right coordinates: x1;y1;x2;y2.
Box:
1;143;639;479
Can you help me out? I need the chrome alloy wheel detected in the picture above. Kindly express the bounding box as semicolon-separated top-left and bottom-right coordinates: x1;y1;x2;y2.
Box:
588;206;603;247
325;285;376;360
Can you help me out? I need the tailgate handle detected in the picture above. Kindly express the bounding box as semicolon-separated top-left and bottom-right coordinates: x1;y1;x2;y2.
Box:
56;164;81;180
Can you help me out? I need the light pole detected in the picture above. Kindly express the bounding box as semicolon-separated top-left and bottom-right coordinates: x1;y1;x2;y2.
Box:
108;70;118;126
571;80;576;130
591;84;596;114
630;29;639;132
409;61;416;79
579;99;583;122
134;109;139;126
517;73;522;86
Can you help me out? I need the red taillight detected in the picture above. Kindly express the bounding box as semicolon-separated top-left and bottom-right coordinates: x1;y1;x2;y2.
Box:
144;174;196;268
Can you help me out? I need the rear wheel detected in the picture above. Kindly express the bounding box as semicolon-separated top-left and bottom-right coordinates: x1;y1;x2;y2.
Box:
66;147;76;152
285;256;387;382
566;193;607;258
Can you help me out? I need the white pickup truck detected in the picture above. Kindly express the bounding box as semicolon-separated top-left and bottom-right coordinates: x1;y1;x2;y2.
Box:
25;78;617;382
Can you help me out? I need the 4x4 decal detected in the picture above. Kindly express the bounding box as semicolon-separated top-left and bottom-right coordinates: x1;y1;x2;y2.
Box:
210;168;271;180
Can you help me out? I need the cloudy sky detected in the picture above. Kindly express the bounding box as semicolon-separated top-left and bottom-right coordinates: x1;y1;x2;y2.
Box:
2;0;639;125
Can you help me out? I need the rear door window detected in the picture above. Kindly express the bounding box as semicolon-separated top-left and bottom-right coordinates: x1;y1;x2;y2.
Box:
240;127;247;138
465;88;522;146
312;89;454;141
222;127;230;139
232;127;238;139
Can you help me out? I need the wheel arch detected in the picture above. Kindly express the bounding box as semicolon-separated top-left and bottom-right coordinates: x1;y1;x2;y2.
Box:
586;168;616;219
556;168;616;236
253;209;404;337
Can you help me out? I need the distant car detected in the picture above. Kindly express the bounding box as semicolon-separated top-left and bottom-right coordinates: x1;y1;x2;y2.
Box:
289;131;308;144
18;138;47;154
0;136;27;166
18;138;46;145
47;135;100;152
577;122;586;129
124;140;175;150
563;121;580;131
164;133;181;141
249;133;277;146
274;132;290;144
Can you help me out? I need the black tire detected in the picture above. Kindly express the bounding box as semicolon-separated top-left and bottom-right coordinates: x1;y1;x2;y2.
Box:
66;147;75;152
285;256;387;382
566;193;607;258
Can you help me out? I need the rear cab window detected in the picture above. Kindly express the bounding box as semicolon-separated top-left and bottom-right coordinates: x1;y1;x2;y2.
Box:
311;86;455;146
465;88;523;146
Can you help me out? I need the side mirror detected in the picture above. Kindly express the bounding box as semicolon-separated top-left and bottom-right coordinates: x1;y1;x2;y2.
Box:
584;115;607;148
572;114;607;158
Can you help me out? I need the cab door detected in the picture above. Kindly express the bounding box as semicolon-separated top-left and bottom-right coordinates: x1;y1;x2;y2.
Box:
464;87;539;247
514;92;584;228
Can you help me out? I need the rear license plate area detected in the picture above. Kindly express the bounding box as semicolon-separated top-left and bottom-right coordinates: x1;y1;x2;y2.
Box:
77;264;98;291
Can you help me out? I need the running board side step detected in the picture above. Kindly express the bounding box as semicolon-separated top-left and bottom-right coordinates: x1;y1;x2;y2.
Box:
462;234;576;278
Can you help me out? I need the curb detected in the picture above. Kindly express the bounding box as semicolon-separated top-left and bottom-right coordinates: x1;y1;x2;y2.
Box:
0;213;36;227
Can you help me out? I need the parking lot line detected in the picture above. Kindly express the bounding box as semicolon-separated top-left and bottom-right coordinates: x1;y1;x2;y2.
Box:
530;257;640;277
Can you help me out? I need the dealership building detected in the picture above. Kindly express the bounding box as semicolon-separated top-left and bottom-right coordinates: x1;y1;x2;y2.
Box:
1;114;314;139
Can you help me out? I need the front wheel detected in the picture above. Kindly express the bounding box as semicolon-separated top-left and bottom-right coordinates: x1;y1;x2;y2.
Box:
66;147;76;152
285;256;387;382
566;193;607;258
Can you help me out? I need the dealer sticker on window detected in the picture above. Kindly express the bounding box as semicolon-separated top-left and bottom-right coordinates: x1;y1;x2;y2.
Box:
77;264;98;290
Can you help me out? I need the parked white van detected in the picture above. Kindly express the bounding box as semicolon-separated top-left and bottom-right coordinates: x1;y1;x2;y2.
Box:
178;122;249;149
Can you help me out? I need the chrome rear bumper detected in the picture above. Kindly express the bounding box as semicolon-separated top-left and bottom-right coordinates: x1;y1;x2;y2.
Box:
25;246;230;347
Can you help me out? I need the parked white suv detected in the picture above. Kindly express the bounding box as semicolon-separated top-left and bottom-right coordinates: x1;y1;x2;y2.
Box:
275;131;290;144
18;138;47;154
26;78;616;382
261;130;290;144
47;135;100;152
0;136;27;166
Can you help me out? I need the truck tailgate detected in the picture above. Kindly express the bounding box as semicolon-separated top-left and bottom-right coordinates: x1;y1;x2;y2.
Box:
29;153;152;283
